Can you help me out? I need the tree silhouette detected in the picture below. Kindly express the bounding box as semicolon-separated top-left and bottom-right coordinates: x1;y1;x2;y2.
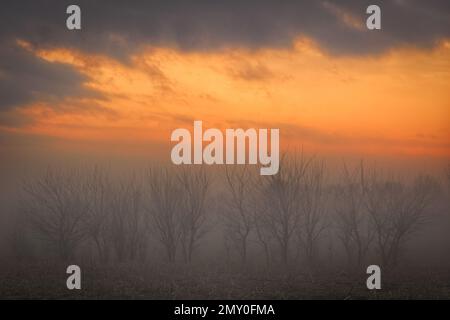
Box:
255;154;310;266
178;167;211;263
363;171;438;268
297;159;328;268
22;168;90;261
334;162;374;269
145;167;183;262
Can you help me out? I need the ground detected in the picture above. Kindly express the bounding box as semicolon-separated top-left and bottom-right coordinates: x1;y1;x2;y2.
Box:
1;261;449;299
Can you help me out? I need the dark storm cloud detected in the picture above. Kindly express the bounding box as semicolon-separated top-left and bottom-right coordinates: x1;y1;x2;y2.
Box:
0;43;100;112
0;0;449;112
1;1;449;56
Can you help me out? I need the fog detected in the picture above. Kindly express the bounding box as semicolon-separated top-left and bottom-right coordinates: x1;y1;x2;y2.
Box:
0;146;449;299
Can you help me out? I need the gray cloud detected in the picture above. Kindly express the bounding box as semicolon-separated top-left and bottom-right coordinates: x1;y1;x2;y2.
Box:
0;0;448;113
1;1;449;57
0;43;100;112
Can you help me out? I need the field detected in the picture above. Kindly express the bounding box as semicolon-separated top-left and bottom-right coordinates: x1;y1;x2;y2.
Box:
1;262;449;300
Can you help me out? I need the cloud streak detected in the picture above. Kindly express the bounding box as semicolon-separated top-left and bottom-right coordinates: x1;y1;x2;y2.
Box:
0;42;100;112
0;1;449;110
1;1;449;56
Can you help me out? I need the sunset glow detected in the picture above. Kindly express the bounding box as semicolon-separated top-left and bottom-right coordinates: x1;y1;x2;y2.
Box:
1;38;449;159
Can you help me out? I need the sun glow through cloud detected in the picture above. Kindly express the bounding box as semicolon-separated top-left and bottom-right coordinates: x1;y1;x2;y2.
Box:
3;37;450;159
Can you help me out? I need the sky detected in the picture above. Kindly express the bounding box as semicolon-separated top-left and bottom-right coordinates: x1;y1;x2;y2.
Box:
0;0;449;170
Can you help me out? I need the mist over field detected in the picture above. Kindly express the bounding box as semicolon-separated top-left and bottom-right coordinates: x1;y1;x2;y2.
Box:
0;147;449;299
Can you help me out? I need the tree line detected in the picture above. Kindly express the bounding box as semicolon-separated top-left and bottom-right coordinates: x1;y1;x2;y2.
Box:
14;155;442;271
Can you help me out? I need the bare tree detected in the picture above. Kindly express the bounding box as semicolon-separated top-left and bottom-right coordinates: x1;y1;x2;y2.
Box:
253;209;274;268
109;175;146;262
222;166;254;264
363;171;438;268
85;167;111;263
334;162;374;269
145;167;183;262
255;154;310;266
22;168;90;261
297;159;328;267
177;167;211;263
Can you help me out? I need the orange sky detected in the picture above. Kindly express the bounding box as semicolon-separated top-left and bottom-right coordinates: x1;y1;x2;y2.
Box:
2;37;449;160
